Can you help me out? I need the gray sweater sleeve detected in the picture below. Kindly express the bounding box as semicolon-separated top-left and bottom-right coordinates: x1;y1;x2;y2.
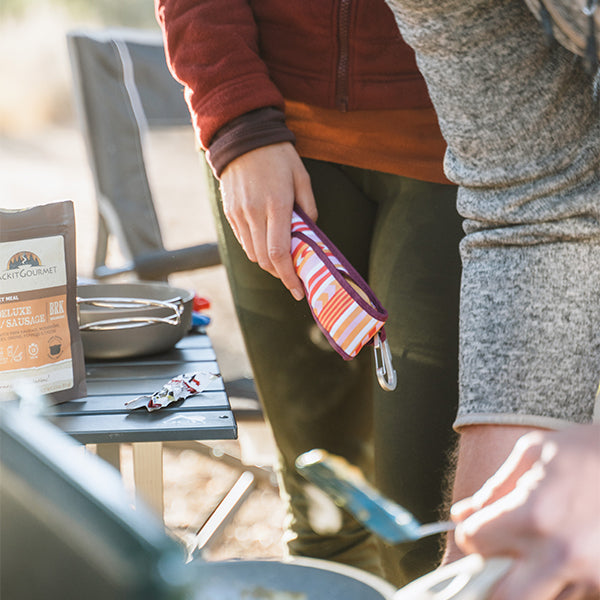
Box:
386;0;600;429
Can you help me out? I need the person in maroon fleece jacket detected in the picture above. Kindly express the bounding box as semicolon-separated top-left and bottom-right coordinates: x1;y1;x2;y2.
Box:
156;0;462;586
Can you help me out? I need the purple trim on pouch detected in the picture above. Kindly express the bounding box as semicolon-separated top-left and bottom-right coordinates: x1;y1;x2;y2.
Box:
292;205;387;318
291;204;388;359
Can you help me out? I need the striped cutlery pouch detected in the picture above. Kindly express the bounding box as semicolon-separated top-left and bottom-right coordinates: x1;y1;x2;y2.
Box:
290;205;388;360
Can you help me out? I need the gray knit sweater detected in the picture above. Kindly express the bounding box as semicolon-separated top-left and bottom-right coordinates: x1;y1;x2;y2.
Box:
386;0;600;428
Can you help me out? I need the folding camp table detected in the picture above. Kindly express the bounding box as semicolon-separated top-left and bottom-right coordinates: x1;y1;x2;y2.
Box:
50;331;237;518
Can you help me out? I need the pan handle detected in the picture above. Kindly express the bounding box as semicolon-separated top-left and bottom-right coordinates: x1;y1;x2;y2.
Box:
392;554;513;600
77;296;183;331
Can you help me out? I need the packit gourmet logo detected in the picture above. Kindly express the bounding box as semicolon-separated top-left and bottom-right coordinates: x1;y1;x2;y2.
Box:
8;251;42;270
1;250;58;281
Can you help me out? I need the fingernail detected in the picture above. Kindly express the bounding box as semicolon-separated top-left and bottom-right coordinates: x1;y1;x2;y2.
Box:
450;499;469;516
292;288;304;301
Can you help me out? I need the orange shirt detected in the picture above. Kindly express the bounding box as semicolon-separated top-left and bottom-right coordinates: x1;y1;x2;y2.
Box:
285;100;450;185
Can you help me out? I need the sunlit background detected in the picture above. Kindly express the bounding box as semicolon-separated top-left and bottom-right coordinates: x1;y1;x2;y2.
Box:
1;0;157;136
1;0;160;274
0;0;285;560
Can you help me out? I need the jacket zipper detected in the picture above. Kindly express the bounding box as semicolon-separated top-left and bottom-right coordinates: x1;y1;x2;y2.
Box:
335;0;352;111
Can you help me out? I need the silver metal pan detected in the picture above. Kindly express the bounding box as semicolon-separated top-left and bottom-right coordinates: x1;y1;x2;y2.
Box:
191;556;397;600
77;282;193;360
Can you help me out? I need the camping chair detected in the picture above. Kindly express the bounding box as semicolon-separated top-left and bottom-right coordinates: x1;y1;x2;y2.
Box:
67;27;221;281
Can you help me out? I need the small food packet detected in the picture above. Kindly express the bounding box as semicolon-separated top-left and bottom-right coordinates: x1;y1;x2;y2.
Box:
125;372;219;412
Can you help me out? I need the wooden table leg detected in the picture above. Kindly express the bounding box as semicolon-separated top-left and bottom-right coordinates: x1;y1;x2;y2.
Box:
95;443;121;471
132;441;164;518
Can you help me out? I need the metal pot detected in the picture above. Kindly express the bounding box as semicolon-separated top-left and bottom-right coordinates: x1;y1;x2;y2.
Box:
188;555;510;600
77;282;193;360
191;557;397;599
188;555;511;600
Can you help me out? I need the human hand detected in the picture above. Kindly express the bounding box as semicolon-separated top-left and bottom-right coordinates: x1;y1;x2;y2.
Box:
451;425;600;600
219;142;317;300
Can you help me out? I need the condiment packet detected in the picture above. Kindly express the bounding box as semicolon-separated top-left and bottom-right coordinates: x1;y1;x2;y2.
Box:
125;372;219;412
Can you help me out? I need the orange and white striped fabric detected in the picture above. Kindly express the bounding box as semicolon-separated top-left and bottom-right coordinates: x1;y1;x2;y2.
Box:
291;206;388;360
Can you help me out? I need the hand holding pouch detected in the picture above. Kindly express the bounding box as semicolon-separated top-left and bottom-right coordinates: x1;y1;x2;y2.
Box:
291;205;397;391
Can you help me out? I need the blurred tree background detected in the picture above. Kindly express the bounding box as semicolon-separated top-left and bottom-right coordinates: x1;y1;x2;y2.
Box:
0;0;159;134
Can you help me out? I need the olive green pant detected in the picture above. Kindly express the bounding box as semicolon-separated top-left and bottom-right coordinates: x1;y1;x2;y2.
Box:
206;158;462;587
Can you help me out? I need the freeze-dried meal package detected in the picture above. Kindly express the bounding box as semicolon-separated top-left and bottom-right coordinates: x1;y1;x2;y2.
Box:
0;201;86;403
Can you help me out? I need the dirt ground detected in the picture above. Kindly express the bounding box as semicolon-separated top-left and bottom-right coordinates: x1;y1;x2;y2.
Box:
0;124;287;561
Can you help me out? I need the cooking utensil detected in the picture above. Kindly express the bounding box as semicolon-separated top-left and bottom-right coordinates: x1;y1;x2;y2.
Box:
77;282;193;359
296;449;514;600
296;449;455;544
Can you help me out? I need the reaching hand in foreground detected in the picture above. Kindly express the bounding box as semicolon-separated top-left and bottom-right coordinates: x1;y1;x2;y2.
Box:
451;424;600;600
219;142;318;301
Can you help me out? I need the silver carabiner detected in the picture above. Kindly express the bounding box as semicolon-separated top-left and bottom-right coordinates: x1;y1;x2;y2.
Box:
583;0;598;17
373;332;397;392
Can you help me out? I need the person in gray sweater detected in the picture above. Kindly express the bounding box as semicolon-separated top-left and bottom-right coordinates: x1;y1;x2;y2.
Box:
384;0;600;579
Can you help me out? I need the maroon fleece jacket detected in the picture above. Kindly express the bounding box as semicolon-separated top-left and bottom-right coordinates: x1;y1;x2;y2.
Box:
156;0;432;157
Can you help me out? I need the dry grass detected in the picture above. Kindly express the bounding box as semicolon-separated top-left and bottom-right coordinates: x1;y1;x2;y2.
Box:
117;441;286;561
